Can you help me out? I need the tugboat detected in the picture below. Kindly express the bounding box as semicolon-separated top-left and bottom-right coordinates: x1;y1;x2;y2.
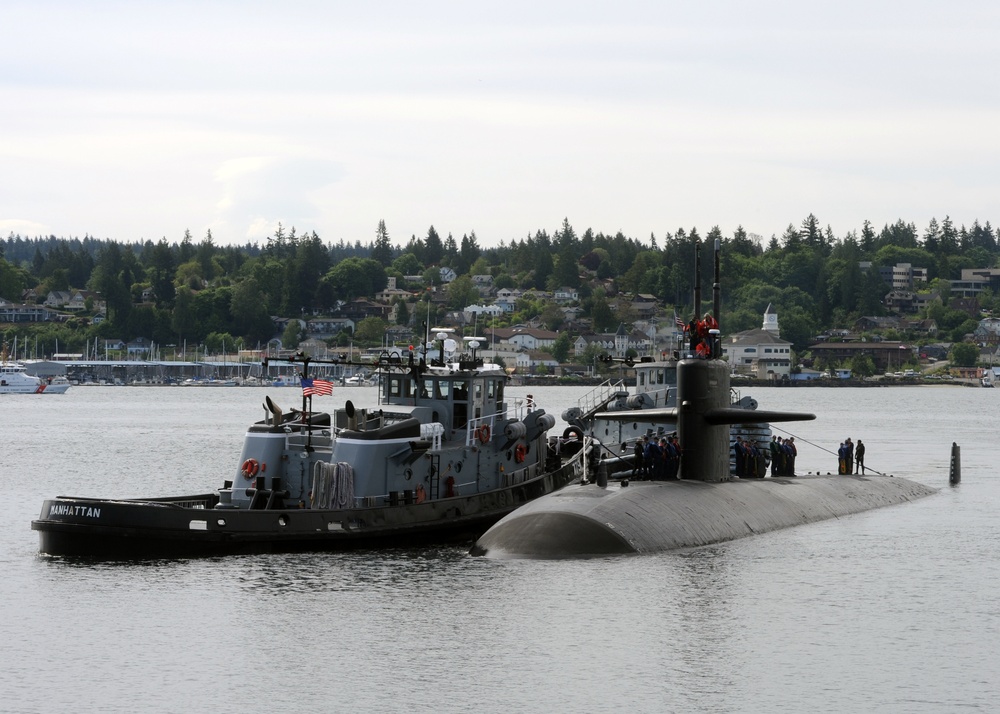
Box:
32;335;584;557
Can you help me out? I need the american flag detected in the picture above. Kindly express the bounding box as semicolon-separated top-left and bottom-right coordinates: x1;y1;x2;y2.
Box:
301;378;334;396
674;313;686;330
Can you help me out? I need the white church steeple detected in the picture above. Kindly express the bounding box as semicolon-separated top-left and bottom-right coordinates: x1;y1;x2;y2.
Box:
762;303;779;334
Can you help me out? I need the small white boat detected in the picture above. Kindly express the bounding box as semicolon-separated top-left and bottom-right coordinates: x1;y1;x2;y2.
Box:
40;375;71;394
343;375;369;386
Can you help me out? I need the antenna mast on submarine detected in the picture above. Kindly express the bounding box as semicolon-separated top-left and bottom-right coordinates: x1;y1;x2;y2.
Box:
693;242;701;319
713;238;721;328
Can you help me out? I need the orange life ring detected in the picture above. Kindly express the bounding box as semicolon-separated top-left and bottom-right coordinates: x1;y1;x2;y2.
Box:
477;425;491;443
241;458;260;480
514;443;527;463
415;484;426;504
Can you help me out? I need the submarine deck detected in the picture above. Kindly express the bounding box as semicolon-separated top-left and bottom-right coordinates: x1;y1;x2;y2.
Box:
471;474;937;559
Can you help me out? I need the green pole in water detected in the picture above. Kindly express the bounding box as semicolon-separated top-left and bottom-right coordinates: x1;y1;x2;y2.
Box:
949;442;961;485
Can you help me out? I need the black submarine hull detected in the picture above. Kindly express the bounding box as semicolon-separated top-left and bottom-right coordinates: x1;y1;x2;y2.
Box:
470;474;936;558
471;357;935;559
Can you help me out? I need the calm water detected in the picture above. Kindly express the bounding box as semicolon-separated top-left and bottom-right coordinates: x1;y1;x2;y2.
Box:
2;384;998;713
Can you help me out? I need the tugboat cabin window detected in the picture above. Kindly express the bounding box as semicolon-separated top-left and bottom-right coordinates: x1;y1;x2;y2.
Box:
436;380;450;399
639;371;646;387
657;370;665;385
389;377;402;397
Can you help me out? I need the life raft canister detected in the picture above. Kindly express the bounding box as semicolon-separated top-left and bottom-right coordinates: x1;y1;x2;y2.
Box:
514;443;527;463
241;458;260;480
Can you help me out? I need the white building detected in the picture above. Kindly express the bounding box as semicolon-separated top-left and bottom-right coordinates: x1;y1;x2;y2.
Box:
721;304;794;379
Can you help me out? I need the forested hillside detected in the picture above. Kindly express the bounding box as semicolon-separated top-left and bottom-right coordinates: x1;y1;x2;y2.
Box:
2;214;998;358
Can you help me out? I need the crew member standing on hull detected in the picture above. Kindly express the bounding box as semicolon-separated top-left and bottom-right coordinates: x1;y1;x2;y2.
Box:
632;439;644;479
855;440;866;474
734;438;746;478
845;438;854;475
645;436;662;481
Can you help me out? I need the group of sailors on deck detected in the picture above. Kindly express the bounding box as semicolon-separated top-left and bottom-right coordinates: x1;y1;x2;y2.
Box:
838;437;865;474
631;434;680;480
733;437;767;478
684;312;720;358
734;435;798;478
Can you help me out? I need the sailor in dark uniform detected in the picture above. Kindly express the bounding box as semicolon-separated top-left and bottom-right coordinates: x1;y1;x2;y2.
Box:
854;440;866;474
632;439;644;479
644;436;660;480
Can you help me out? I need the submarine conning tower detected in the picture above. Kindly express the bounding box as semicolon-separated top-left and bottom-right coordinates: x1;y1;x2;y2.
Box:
677;357;731;482
676;356;821;480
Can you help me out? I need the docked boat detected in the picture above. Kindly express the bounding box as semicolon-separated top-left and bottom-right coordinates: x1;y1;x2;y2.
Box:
180;378;238;387
1;347;69;394
343;374;375;387
39;375;71;394
32;338;584;557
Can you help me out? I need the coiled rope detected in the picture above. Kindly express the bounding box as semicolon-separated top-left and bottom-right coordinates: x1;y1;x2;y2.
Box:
311;461;356;509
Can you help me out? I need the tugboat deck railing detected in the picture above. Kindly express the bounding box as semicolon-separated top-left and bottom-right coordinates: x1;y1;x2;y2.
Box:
465;399;526;447
578;379;627;419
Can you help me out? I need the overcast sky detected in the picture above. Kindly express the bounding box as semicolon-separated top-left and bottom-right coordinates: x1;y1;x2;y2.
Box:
3;1;1000;249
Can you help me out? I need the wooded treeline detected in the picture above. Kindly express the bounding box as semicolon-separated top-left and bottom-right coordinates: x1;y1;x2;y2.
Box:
2;214;998;355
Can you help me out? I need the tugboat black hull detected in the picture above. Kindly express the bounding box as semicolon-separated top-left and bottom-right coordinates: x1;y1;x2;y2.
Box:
32;459;582;559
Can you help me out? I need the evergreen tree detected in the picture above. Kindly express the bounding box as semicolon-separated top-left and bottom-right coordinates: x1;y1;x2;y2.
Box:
552;242;580;288
424;226;443;265
458;232;480;274
371;220;393;267
149;238;176;307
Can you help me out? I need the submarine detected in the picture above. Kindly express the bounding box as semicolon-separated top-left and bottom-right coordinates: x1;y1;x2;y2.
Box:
471;243;937;559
